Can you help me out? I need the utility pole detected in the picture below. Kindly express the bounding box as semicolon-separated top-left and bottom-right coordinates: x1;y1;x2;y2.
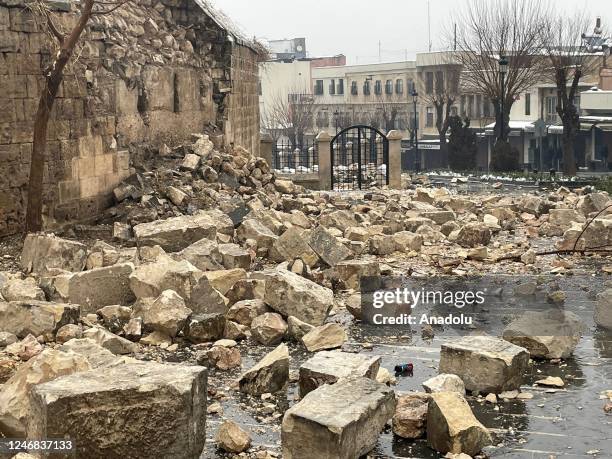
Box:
428;1;432;52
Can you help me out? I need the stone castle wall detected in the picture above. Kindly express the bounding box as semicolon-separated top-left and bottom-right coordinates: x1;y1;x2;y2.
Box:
0;0;260;236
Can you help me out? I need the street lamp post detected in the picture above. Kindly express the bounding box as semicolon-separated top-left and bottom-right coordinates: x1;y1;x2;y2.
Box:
412;90;419;171
498;56;508;142
334;109;340;134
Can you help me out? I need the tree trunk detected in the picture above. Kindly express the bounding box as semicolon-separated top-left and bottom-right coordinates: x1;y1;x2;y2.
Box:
562;127;577;176
25;76;63;232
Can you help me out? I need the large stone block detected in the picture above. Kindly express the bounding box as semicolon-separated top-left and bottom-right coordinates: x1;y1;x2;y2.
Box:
299;350;380;397
239;343;289;395
27;361;207;459
334;259;380;290
133;214;217;252
269;227;319;266
282;376;396;459
439;336;529;393
0;349;90;436
427;392;492;456
0;300;79;338
502;310;585;359
21;233;87;274
256;269;333;326
595;288;612;330
393;392;430;439
308;225;351;267
49;263;135;314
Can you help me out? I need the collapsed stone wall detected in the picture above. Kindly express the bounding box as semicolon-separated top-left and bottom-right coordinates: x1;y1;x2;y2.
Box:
0;0;260;237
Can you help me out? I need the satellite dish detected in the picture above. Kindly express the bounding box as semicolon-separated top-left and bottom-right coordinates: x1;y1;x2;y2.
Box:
296;45;304;52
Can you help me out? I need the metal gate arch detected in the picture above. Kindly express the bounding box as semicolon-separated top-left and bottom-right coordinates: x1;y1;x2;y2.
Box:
330;125;389;190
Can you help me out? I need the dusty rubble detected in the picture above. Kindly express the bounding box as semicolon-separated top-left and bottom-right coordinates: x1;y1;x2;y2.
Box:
1;135;612;457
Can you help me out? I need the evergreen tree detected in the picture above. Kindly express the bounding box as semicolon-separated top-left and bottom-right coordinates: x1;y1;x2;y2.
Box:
448;116;477;171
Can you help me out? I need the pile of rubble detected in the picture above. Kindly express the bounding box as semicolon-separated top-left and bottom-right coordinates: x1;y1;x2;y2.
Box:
1;137;612;458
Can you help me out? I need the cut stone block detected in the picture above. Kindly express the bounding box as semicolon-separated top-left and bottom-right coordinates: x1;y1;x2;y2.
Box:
308;225;351;267
239;343;289;395
27;361;207;459
49;263;135;314
502;310;585;359
422;374;465;394
427;392;492;456
134;214;217;252
334;260;380;290
595;288;612;330
256;269;333;326
21;233;87;275
439;336;529;393
269;227;319;267
392;392;431;439
299;350;381;397
0;300;79;338
282;376;396;459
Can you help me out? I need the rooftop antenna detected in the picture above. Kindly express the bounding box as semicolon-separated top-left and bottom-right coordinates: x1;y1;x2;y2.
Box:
428;1;432;52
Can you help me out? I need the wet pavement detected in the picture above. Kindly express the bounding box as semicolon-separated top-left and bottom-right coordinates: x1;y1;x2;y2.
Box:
203;272;612;458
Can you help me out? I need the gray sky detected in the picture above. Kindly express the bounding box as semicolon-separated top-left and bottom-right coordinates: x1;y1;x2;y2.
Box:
210;0;612;65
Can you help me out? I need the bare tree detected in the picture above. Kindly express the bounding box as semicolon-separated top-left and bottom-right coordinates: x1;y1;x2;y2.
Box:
371;93;407;133
451;0;549;142
418;58;461;160
26;0;129;232
265;87;315;148
540;14;603;175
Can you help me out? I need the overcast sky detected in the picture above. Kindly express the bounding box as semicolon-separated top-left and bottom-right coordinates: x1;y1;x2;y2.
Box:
210;0;612;65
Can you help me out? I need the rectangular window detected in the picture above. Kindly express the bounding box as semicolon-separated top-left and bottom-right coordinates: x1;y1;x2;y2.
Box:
351;81;358;95
460;95;466;116
476;95;482;118
407;79;415;95
426;72;434;94
468;95;475;118
375;80;382;95
329;79;336;95
363;80;371;95
435;71;444;93
483;97;491;117
396;79;404;94
337;79;344;95
315;80;324;95
426;106;434;127
525;93;531;116
546;96;558;122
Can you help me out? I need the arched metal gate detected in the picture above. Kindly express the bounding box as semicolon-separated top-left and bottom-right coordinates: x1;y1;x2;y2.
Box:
330;125;389;190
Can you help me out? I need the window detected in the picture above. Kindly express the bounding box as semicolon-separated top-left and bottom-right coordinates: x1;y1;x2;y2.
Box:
337;79;344;95
468;95;475;118
385;80;393;95
363;80;371;95
314;80;324;95
374;80;382;95
426;106;434;127
407;79;415;95
351;81;358;95
316;110;329;128
329;79;336;95
483;96;491;117
545;96;558;122
525;93;531;116
460;95;466;116
435;71;444;93
396;79;404;94
476;95;482;118
258;81;262;96
425;72;434;94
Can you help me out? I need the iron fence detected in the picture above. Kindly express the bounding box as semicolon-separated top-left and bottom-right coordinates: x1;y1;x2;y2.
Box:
272;140;318;174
